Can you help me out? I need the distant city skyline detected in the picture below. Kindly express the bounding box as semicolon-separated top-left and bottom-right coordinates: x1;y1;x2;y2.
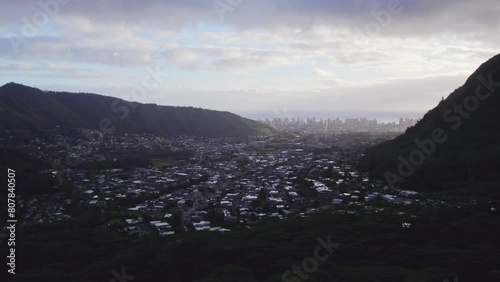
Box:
261;116;418;132
248;111;423;123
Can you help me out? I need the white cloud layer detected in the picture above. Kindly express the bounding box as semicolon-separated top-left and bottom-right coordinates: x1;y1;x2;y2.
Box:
0;0;499;119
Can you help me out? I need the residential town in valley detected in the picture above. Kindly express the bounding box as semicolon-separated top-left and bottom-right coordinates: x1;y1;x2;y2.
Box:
11;121;480;238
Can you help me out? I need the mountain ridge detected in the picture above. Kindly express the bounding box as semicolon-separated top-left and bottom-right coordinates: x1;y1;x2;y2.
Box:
360;54;500;192
0;82;274;138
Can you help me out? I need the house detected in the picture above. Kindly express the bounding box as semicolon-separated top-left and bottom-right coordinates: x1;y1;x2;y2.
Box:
159;231;175;236
332;198;343;205
193;221;211;231
125;219;139;225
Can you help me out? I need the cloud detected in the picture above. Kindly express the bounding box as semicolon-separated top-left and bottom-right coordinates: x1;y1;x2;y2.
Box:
0;62;33;71
3;0;499;35
0;0;499;118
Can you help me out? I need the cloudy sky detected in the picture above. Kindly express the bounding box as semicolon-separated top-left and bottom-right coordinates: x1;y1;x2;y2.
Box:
1;0;499;120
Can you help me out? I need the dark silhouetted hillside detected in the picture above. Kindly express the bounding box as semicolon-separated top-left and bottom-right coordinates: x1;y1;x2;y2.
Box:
0;83;274;138
360;54;500;192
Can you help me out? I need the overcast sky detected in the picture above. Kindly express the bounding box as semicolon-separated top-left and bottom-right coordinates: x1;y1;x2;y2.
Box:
1;0;499;120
